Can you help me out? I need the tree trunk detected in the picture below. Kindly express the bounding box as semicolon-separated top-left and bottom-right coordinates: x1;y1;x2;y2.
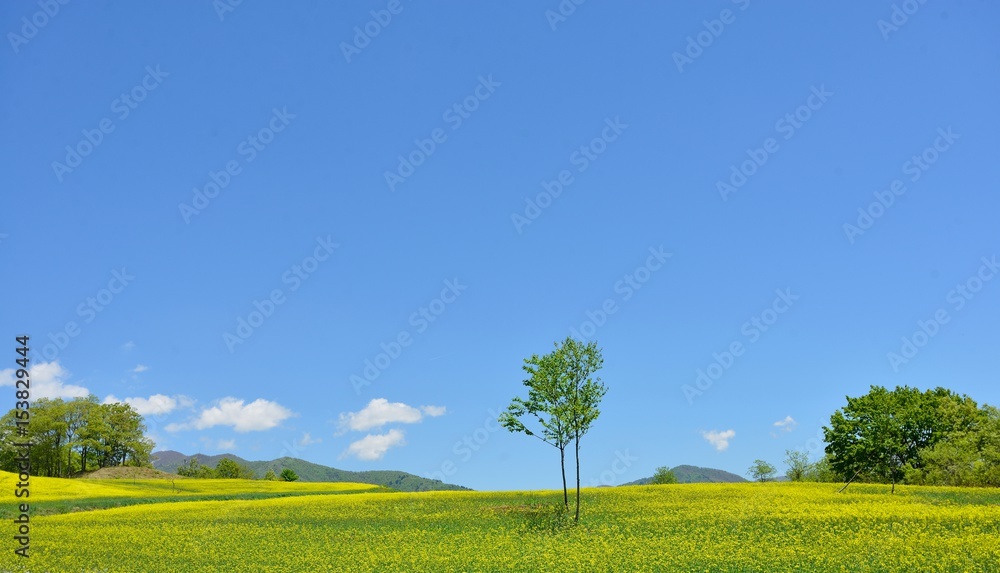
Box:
838;469;862;493
574;432;581;523
559;446;568;507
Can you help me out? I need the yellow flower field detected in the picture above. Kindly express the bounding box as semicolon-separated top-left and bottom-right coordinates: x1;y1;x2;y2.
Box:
1;478;998;572
0;471;378;502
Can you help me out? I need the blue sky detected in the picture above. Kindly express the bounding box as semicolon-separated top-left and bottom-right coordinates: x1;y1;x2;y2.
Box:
2;1;998;490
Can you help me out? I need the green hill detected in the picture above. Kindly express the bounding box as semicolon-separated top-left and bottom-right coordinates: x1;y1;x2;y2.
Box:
622;464;747;485
151;450;470;492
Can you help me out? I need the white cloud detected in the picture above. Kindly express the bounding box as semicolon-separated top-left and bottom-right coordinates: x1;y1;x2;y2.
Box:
132;364;149;373
104;394;186;416
702;429;736;452
167;397;294;433
198;436;236;451
122;341;136;351
773;415;798;432
343;429;406;461
337;398;444;433
0;361;89;399
421;405;447;417
296;432;321;448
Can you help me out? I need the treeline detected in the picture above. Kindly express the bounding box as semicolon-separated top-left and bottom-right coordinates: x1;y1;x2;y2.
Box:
0;396;152;477
177;457;253;479
814;386;1000;489
176;457;298;481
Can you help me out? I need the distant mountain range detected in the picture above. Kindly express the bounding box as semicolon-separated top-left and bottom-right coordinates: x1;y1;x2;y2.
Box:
622;465;747;485
151;450;470;492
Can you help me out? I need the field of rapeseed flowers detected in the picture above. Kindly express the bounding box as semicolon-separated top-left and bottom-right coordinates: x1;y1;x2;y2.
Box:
0;471;379;520
1;475;998;572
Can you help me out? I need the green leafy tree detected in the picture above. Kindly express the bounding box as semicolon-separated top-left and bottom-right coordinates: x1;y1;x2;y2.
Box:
975;406;1000;486
64;397;99;474
650;466;678;485
499;345;573;508
906;405;1000;487
0;397;150;477
905;433;980;486
98;402;150;468
500;337;607;522
264;469;277;481
824;386;981;492
215;458;243;479
804;454;841;482
280;468;299;482
748;459;776;482
784;449;811;482
79;401;111;473
177;458;215;478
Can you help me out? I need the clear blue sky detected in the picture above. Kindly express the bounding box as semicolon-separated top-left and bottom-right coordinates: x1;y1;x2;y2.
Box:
3;1;998;490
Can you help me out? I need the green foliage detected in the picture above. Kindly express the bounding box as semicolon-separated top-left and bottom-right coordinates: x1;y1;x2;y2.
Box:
500;337;607;522
803;455;842;483
0;396;150;477
264;469;277;481
905;405;1000;487
823;386;990;489
214;458;255;479
748;460;776;482
784;450;811;482
280;468;299;482
650;466;678;485
215;458;241;479
176;458;215;479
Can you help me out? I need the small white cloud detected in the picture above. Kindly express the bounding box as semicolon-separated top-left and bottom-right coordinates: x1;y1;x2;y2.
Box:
104;393;181;416
338;398;443;433
773;416;798;432
133;364;149;373
199;436;237;451
296;432;321;448
342;429;406;461
702;429;736;452
168;397;294;433
122;341;136;351
421;405;447;417
0;361;89;399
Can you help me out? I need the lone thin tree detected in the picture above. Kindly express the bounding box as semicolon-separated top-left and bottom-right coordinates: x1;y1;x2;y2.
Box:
784;449;812;482
501;337;607;523
748;459;777;482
